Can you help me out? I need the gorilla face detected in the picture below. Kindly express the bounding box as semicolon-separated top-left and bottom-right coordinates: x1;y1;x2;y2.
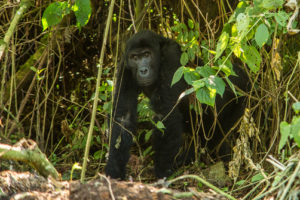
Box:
127;48;157;87
125;32;161;87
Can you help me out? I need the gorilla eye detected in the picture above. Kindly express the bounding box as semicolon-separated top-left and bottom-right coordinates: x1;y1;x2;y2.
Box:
144;52;150;57
130;55;138;60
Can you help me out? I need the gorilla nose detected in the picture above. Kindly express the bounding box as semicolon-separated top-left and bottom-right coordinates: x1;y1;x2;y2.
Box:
139;68;149;76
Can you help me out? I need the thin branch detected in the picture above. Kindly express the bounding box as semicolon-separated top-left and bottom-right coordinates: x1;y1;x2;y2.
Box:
80;0;116;182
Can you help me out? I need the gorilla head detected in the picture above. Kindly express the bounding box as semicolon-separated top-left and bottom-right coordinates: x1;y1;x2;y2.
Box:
125;31;161;87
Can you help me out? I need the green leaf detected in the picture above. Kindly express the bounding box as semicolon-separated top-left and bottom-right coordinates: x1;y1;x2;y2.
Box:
192;79;205;90
144;130;152;142
241;45;261;73
229;1;248;23
217;57;236;76
196;87;215;106
215;32;229;60
236;180;246;186
180;52;189;66
251;173;264;182
188;19;194;29
255;23;269;48
143;146;153;157
188;31;194;41
271;11;290;27
42;2;70;30
187;47;196;62
156;121;165;129
236;13;250;37
279;121;291;151
254;0;284;10
218;65;231;76
72;0;92;28
184;70;199;85
204;76;225;97
225;77;237;96
291;117;300;147
292;102;300;114
171;66;184;86
196;65;216;78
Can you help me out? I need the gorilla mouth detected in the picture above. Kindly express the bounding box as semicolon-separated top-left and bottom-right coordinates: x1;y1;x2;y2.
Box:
137;78;154;87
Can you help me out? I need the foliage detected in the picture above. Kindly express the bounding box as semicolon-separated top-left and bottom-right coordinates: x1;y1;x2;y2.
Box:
279;102;300;151
1;0;300;197
172;0;290;107
42;0;91;30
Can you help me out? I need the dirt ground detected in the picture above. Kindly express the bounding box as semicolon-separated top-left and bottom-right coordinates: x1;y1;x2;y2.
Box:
0;170;229;200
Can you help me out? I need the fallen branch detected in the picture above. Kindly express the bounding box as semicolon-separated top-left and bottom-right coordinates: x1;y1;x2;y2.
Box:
0;139;60;180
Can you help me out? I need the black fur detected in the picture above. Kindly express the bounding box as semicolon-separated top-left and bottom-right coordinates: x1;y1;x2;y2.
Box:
105;30;249;179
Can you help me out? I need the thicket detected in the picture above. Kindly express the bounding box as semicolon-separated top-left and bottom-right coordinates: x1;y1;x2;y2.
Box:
0;0;299;199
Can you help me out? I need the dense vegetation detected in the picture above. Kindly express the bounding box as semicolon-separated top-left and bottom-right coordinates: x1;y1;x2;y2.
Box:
0;0;299;199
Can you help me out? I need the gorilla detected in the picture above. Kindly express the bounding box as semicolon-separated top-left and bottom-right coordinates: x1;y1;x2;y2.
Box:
105;30;249;179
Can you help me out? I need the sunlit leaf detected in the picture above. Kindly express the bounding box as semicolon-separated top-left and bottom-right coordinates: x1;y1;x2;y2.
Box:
196;87;215;106
42;2;70;30
255;23;269;48
72;0;92;28
156;121;165;129
196;65;216;78
236;13;250;37
188;19;194;29
291;117;300;147
180;52;189;66
292;102;300;114
279;121;291;151
215;31;229;60
171;66;184;86
241;45;261;73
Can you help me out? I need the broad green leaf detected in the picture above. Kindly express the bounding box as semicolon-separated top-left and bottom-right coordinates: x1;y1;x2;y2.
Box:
171;66;184;86
254;0;284;10
215;32;229;60
236;13;250;37
204;76;226;97
187;47;196;61
241;45;261;73
217;57;236;76
292;102;300;114
217;65;231;76
188;31;194;41
196;65;216;78
192;79;205;90
291;117;300;147
229;1;248;23
184;70;199;85
232;43;242;58
255;23;269;48
279;121;291;151
180;52;189;66
271;11;290;27
196;87;215;106
42;2;70;30
72;0;92;28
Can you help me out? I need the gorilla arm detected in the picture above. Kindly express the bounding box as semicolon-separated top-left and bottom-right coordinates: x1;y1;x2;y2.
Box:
105;66;139;179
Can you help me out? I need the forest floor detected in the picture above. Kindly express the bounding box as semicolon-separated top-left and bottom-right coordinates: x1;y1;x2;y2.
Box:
0;170;230;200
